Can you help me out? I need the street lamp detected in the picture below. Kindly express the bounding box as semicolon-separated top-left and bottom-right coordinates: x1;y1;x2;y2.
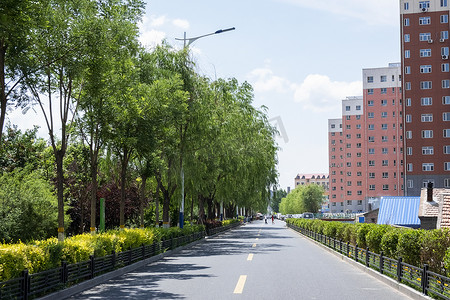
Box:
175;27;236;47
175;27;235;228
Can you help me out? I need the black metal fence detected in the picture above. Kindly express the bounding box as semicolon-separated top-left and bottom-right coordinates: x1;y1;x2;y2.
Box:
287;223;450;300
0;230;212;300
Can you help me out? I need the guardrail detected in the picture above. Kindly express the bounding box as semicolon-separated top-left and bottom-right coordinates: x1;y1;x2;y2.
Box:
287;222;450;300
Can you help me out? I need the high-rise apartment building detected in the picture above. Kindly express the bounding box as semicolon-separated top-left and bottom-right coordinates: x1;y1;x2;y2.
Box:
328;64;403;213
363;64;404;198
400;0;450;195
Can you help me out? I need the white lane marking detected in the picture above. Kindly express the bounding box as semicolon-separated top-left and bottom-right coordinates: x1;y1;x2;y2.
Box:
233;275;247;294
255;238;259;240
252;243;256;248
247;253;254;261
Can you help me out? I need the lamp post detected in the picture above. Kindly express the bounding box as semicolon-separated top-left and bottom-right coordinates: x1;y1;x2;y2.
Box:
175;27;235;228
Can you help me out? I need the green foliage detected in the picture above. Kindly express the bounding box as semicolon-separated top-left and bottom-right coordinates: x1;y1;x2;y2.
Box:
397;229;424;266
0;169;61;243
365;225;390;254
381;228;403;259
420;229;450;273
279;185;324;214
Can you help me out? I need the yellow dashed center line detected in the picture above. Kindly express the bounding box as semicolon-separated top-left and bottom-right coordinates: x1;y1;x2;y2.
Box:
234;275;247;294
247;254;254;261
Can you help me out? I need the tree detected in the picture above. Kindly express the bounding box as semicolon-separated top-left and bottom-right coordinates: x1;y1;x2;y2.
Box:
271;189;287;213
279;184;324;214
0;0;46;143
301;184;324;213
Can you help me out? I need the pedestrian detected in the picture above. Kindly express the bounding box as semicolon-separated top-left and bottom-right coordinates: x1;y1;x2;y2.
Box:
271;215;274;224
264;215;267;224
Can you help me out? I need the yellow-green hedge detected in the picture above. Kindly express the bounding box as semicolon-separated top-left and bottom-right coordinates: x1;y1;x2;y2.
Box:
0;225;205;282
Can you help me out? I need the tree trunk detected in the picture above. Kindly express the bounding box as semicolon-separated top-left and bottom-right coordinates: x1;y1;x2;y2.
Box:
0;40;6;145
139;174;147;228
206;197;214;220
120;156;127;229
55;150;65;241
90;151;98;234
155;180;160;227
198;194;205;224
190;195;194;224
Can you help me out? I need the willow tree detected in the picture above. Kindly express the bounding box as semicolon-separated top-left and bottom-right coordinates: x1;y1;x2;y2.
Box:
76;0;144;233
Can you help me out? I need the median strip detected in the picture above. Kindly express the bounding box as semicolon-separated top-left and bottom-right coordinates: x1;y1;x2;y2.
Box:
233;275;247;294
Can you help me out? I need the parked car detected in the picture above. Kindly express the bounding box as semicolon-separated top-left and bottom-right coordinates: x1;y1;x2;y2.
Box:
302;212;314;219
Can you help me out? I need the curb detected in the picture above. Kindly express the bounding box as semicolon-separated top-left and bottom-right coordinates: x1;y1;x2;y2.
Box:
287;226;433;300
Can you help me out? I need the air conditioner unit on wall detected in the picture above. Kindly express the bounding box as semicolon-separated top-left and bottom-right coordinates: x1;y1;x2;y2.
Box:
421;7;428;12
443;55;449;60
441;38;446;43
428;39;434;43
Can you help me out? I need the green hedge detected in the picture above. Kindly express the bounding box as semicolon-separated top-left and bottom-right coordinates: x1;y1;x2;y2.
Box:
0;225;205;282
286;218;450;276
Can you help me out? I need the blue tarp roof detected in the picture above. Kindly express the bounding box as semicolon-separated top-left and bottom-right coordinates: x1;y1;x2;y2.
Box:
377;196;421;228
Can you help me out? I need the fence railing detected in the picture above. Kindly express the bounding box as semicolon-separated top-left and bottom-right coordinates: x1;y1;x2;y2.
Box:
287;222;450;300
0;224;244;300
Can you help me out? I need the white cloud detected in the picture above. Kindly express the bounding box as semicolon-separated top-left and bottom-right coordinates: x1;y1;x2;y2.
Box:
247;66;362;113
279;0;398;26
247;67;293;93
139;29;166;48
150;15;167;27
172;19;190;30
292;74;362;112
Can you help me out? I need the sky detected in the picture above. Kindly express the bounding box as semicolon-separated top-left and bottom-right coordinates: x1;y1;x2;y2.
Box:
8;0;401;191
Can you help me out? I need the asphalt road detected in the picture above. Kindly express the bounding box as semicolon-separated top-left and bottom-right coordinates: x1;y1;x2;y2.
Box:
69;220;412;299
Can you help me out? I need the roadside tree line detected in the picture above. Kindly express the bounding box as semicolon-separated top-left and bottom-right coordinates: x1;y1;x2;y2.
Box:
0;0;278;242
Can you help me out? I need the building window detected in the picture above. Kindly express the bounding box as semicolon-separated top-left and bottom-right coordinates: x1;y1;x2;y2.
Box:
356;124;361;129
405;82;411;90
405;66;411;74
443;64;450;72
406;131;412;139
357;172;362;176
369;160;375;167
445;162;450;171
407;163;413;172
422;114;433;122
444;112;450;121
406;98;411;106
421;81;432;89
356;105;361;111
368;112;374;118
422;97;433;106
442;0;448;7
444;96;450;104
420;33;432;41
405;50;410;58
357;143;361;148
404;17;410;26
368;148;375;154
420;65;432;73
445;129;450;137
382;124;388;130
407;180;413;188
368;100;374;106
380;75;387;82
420;49;432;57
442;47;450;56
445;179;450;187
423;163;434;171
368;89;374;95
419;17;431;25
382;172;389;178
442;31;449;40
382;136;388;142
419;1;430;9
442;15;449;23
368;124;374;130
367;76;373;83
382;148;388;154
382;160;389;166
406;114;412;123
422;130;434;138
356;133;361;139
423;146;434;155
369;185;375;191
347;200;352;205
383;185;389;191
381;99;387;106
381;88;387;94
368;136;375;143
381;112;388;118
444;80;450;89
345;105;351;111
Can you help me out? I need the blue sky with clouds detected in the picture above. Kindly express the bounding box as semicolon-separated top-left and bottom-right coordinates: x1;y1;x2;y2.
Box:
9;0;401;190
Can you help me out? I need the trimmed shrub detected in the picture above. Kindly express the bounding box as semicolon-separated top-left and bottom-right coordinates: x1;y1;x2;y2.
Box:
365;225;390;253
356;223;375;249
381;228;402;259
397;229;424;266
420;229;450;274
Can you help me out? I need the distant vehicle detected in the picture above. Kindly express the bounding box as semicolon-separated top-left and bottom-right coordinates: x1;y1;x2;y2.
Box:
303;212;314;219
